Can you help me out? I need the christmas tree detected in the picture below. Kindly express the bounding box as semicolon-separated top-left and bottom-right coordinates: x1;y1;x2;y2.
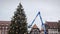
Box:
8;3;28;34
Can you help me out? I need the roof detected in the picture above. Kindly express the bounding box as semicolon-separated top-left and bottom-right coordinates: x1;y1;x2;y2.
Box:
45;21;58;28
30;24;40;33
0;21;11;26
32;24;38;28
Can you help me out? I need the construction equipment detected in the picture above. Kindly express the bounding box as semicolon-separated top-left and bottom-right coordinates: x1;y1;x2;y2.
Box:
28;11;46;34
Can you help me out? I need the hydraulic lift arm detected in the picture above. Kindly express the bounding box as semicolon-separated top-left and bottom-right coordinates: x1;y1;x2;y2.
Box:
28;11;46;34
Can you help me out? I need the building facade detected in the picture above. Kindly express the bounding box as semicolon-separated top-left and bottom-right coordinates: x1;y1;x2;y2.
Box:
0;20;60;34
40;21;59;34
0;21;11;34
30;24;40;34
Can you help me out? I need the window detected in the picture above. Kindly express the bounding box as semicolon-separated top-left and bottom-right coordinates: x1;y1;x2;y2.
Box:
48;29;58;34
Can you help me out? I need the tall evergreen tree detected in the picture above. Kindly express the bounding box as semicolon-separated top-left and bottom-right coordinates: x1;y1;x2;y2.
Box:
8;3;28;34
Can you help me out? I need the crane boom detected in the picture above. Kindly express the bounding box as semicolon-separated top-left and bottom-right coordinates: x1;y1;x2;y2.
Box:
28;12;38;28
38;12;46;34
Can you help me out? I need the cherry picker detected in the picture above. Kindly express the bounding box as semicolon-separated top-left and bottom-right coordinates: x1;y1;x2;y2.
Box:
28;11;47;34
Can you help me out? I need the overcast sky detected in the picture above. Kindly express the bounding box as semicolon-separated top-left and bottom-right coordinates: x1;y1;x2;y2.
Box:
0;0;60;29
